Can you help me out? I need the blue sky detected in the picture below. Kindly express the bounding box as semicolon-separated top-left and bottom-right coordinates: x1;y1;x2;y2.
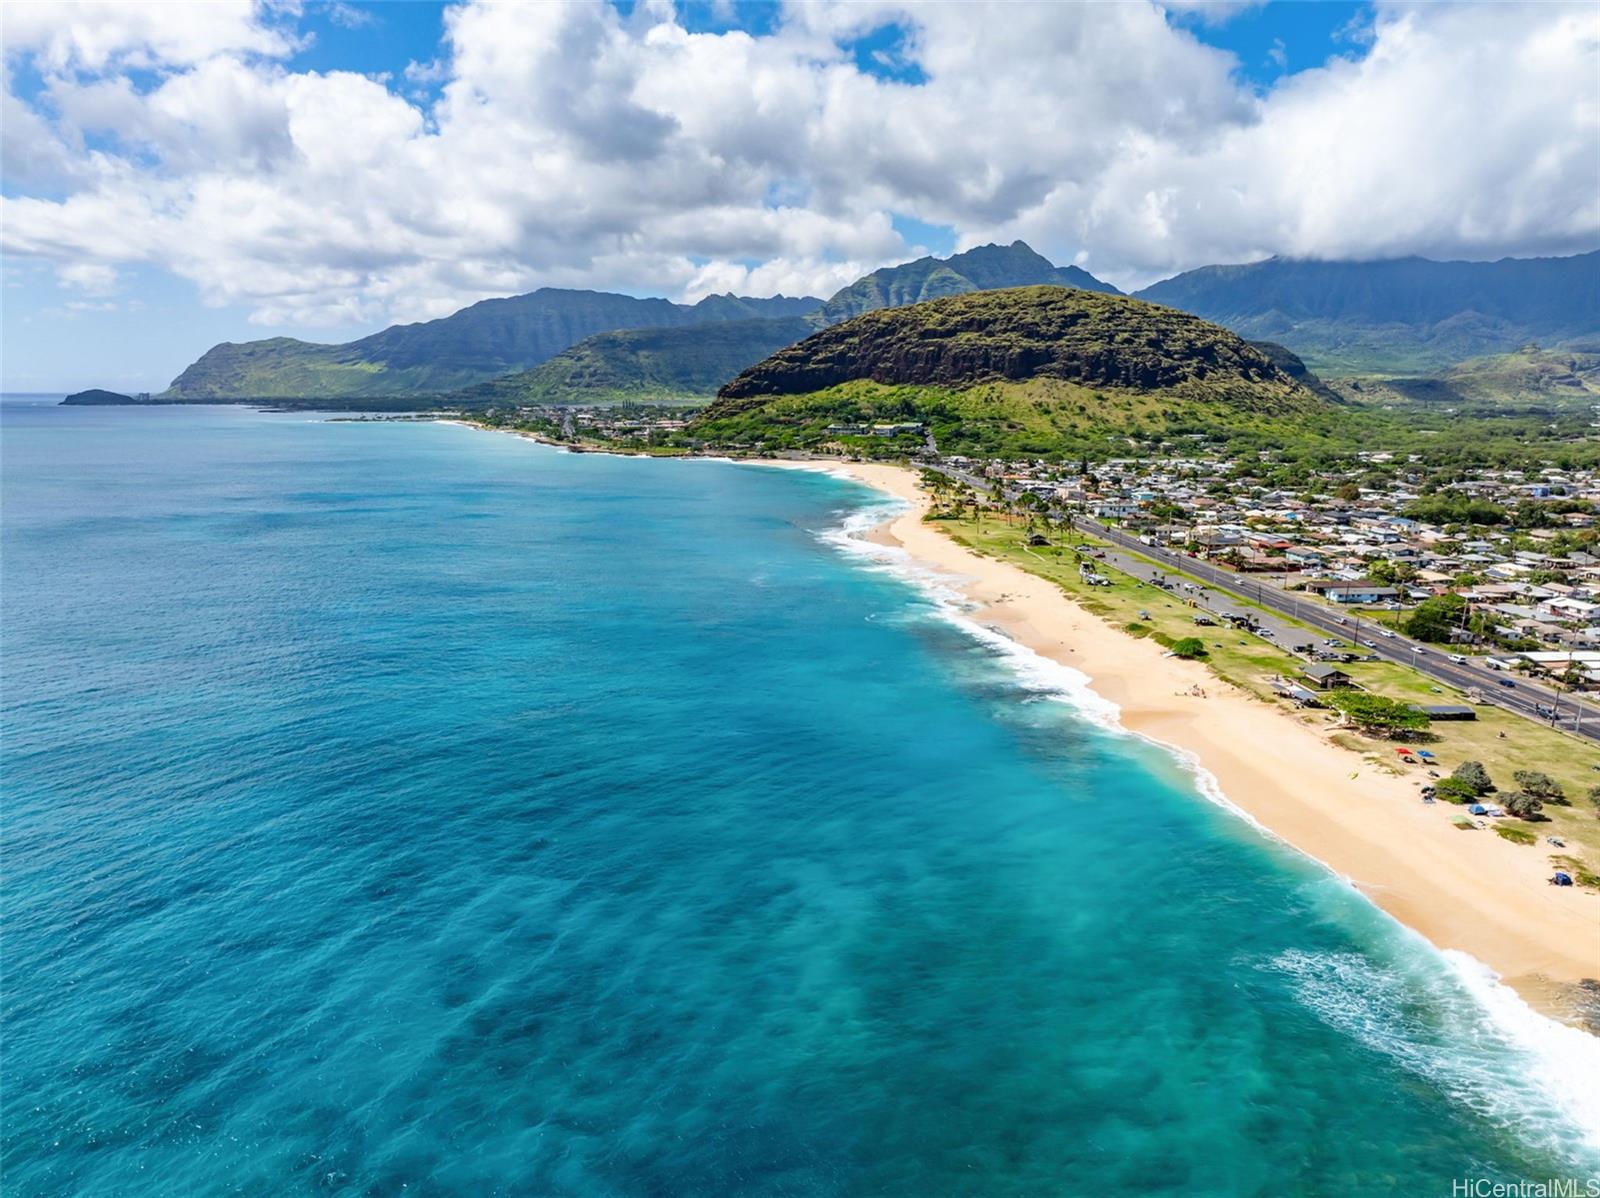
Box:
3;0;1593;393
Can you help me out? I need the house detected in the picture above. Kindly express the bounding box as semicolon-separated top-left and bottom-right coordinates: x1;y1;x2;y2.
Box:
1302;664;1353;689
1305;581;1401;605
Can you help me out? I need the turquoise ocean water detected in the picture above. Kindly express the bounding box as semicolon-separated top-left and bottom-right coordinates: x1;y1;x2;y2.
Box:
4;398;1598;1195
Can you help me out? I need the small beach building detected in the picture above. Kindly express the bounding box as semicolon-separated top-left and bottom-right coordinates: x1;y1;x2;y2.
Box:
1302;664;1353;690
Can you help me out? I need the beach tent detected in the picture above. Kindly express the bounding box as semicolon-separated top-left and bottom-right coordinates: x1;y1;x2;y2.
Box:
1552;871;1574;887
1468;804;1488;815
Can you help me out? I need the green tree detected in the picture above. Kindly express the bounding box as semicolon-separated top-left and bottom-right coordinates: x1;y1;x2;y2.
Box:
1171;637;1208;659
1403;492;1507;526
1502;792;1546;820
1325;692;1428;736
1404;593;1491;644
1511;770;1566;804
1451;761;1495;795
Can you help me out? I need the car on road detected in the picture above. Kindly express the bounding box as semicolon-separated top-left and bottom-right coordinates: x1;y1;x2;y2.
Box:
1448;654;1468;664
1335;617;1349;625
1360;639;1378;648
1498;678;1516;688
1379;630;1397;639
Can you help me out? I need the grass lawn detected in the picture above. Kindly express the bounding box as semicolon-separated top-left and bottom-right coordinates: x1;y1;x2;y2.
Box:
941;512;1600;872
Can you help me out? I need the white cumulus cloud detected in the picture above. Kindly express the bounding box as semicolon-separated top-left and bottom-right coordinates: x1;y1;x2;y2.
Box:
1;0;1594;330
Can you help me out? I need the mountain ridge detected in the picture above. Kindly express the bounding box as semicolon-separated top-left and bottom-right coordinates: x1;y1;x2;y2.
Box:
162;289;823;399
816;240;1120;324
1134;251;1600;373
132;244;1600;402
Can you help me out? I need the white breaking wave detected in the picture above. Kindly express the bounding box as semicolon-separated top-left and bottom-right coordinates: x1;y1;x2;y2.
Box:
1272;946;1600;1162
816;497;1600;1161
814;499;1122;729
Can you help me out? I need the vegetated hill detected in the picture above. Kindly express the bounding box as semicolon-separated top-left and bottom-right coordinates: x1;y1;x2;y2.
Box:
61;388;135;405
816;241;1119;324
162;290;823;400
694;287;1327;457
454;317;817;406
1444;345;1600;404
1332;345;1600;408
1135;252;1600;375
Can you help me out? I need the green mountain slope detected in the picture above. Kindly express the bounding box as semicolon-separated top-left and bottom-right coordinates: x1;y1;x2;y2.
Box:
816;241;1119;324
162;290;822;399
455;317;817;405
1444;345;1600;403
693;287;1327;457
1135;252;1600;374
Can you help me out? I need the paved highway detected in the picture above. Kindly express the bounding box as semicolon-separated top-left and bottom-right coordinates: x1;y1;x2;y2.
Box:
925;461;1600;746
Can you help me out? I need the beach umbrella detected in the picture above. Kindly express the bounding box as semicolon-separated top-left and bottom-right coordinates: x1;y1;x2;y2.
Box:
1416;750;1436;760
1394;747;1413;757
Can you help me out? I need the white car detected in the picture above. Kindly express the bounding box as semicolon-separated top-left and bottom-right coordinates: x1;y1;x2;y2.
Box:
1379;630;1397;639
1448;653;1467;664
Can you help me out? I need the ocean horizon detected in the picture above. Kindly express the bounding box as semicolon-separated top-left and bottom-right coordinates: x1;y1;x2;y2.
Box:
4;396;1598;1194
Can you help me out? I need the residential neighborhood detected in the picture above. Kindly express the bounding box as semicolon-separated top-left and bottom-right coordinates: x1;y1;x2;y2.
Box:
952;448;1600;691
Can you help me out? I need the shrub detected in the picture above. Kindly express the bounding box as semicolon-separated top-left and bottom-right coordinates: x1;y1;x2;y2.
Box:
1495;824;1537;845
1171;637;1207;659
1450;761;1495;796
1433;777;1477;804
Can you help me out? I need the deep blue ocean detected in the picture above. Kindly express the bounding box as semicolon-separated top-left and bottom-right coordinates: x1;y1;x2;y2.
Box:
4;397;1598;1196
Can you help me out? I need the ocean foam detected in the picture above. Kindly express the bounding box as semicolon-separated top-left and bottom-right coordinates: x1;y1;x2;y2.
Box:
814;499;1123;728
1272;946;1600;1162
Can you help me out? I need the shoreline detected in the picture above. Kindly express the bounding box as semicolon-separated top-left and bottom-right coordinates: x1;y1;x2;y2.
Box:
435;420;1596;1020
757;458;1599;1021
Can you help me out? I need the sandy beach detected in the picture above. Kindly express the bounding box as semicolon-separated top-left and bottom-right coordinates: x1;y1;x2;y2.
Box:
763;458;1600;1016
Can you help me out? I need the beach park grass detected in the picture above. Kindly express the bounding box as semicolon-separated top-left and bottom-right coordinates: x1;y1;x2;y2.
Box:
941;513;1600;873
